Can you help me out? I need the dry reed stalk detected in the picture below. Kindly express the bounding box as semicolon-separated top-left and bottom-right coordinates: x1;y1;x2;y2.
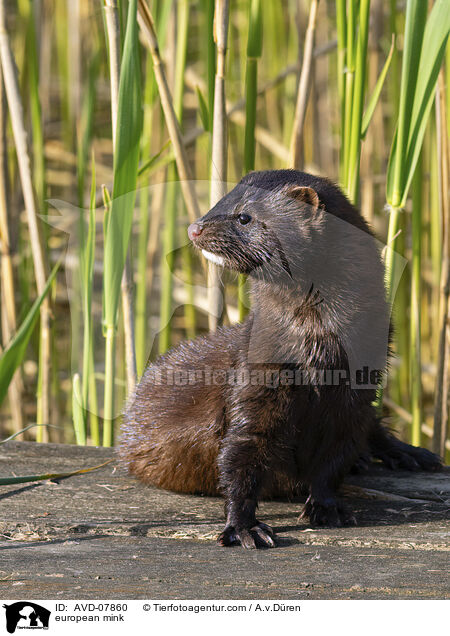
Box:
433;71;450;458
289;0;319;169
0;0;50;439
144;178;165;308
137;0;201;225
0;67;23;433
104;0;137;394
120;255;137;392
208;0;230;331
67;0;81;131
0;71;16;342
39;0;52;118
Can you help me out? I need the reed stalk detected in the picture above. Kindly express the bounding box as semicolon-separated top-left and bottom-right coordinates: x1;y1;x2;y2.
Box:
392;211;410;407
263;1;285;141
104;0;138;395
410;154;423;445
433;71;450;458
102;0;142;446
337;0;392;205
79;160;99;445
429;115;442;291
102;0;120;447
174;2;196;341
75;58;99;444
159;1;192;353
137;0;201;225
341;0;356;187
388;0;400;117
23;0;53;438
289;0;319;170
208;0;230;331
135;2;173;366
346;0;369;204
103;323;116;446
205;0;215;130
336;0;346;169
0;65;23;433
77;59;97;210
72;373;85;445
135;55;154;376
67;0;81;139
0;0;51;440
54;0;71;147
25;0;46;215
236;0;262;321
244;0;262;173
384;0;449;438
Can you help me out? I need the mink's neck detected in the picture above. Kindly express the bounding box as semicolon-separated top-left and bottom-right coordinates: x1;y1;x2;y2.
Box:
247;255;389;376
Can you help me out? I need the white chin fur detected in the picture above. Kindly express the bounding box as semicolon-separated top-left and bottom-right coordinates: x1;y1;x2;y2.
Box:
201;249;225;267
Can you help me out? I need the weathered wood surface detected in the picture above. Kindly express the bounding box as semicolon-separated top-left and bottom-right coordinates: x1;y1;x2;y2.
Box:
0;441;449;599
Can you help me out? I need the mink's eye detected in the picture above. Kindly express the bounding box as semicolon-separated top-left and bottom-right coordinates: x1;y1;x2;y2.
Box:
238;213;252;225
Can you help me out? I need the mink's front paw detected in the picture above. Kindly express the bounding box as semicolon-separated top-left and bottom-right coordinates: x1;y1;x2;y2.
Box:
217;521;276;549
301;496;357;527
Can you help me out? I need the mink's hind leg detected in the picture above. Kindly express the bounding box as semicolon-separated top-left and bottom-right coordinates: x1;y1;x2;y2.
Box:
368;421;442;471
300;480;357;528
300;441;359;527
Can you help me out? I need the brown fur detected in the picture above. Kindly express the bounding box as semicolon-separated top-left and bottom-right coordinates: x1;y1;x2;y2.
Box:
120;170;441;549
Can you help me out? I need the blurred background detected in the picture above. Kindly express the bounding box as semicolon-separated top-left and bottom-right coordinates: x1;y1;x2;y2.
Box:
0;0;448;461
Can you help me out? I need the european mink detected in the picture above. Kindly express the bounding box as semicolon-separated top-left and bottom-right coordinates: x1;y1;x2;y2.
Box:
120;170;441;549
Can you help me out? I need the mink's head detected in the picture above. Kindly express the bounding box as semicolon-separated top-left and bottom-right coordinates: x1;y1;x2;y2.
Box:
188;170;328;281
189;170;389;382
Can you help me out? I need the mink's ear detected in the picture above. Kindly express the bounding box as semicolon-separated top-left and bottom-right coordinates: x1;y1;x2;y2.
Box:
282;185;320;212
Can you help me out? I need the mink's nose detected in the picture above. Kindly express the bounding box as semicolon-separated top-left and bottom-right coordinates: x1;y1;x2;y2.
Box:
188;222;203;241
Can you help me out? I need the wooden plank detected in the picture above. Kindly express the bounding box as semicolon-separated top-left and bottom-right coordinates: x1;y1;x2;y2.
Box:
0;441;448;599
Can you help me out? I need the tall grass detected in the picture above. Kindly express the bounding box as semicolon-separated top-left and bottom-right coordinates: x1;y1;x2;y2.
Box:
208;0;230;330
0;0;448;458
102;0;142;446
0;0;51;441
135;53;155;377
159;1;190;351
79;159;99;445
0;262;59;408
384;0;449;444
0;64;23;433
289;0;319;170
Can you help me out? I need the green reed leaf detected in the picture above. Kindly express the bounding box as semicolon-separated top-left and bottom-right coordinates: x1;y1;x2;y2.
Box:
0;262;60;407
361;35;395;139
103;0;142;332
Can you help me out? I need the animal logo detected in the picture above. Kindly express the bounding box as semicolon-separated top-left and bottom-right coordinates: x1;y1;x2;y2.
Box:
3;602;50;634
